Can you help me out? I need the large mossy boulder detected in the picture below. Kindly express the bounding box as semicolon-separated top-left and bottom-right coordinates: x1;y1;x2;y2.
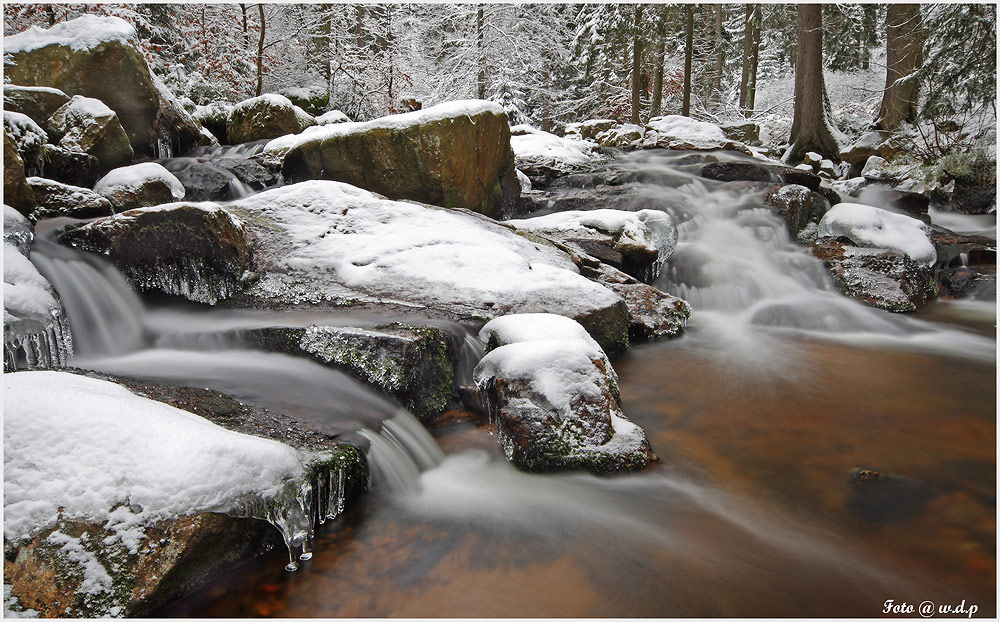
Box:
4;132;36;217
473;314;657;474
59;203;252;305
48;95;134;172
226;94;316;144
282;100;517;218
5;16;159;156
232;181;630;353
5;16;208;158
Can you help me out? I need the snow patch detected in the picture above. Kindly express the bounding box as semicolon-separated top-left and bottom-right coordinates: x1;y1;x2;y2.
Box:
510;124;603;167
315;110;352;125
817;202;937;266
94;163;185;201
3;371;306;543
234;180;620;319
4;15;137;54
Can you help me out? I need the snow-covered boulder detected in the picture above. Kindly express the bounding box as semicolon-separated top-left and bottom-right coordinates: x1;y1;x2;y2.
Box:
578;119;617;140
840;130;892;167
281;100;518;218
26;177;114;221
94;162;185;210
59;202;251;305
192;101;233;144
2;370;364;616
719;121;759;143
595;123;645;149
315;109;352;125
5;16;162;157
3;131;35;216
509;208;677;283
278;85;329;116
812;238;937;313
817;202;936;266
3;84;70;132
3;239;73;371
235;181;630;352
861;155;893;181
510;124;605;186
642;115;742;152
4;111;48;176
473;313;656;474
48;95;133;171
226;94;316;144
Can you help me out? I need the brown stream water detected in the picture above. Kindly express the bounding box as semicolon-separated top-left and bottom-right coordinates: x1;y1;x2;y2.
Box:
162;300;994;618
154;149;996;618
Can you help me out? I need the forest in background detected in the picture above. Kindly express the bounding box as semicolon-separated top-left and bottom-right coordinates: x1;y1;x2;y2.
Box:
4;3;996;167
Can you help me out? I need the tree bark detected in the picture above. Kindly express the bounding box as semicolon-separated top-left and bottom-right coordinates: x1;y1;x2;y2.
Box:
630;5;644;124
739;4;761;117
786;4;840;162
682;5;694;117
476;5;486;100
877;4;923;130
712;5;724;104
650;35;665;118
255;4;265;96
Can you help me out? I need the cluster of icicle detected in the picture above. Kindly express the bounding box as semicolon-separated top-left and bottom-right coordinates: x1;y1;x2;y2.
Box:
3;310;73;372
227;458;352;572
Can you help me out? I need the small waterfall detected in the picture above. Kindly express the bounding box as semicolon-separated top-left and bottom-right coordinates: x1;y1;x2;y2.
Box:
29;238;147;358
359;410;445;494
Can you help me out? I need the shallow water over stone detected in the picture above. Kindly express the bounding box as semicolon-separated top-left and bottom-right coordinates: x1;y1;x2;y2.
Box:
160;151;995;618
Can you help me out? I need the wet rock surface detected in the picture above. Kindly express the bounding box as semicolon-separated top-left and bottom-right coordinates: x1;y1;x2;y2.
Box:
4;131;36;217
812;238;938;312
242;323;457;422
26;177;115;221
58;203;253;305
40;144;101;188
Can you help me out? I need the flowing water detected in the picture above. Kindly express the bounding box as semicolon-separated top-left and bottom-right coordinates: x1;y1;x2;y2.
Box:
23;148;995;616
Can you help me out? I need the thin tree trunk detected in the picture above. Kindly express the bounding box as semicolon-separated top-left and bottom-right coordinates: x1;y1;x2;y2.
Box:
786;4;840;162
240;4;249;49
877;4;923;130
255;4;265;96
650;35;665;118
386;7;394;107
630;5;644;124
712;5;724;104
356;6;365;49
476;5;486;100
747;5;759;114
682;5;694;117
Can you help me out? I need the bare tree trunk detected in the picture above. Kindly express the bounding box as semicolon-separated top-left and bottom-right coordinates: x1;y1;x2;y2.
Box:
712;5;724;104
786;4;840;162
240;4;249;49
739;4;761;118
630;5;644;124
877;4;923;130
651;35;665;118
476;5;486;100
356;6;365;49
682;5;694;117
255;4;265;96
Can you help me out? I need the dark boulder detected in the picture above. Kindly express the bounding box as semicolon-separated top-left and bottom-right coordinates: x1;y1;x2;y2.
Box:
4;131;36;217
40;144;100;188
25;177;115;221
812;238;938;312
59;203;253;305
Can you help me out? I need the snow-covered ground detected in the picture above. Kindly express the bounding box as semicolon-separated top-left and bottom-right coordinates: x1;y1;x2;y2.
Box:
510;124;604;167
